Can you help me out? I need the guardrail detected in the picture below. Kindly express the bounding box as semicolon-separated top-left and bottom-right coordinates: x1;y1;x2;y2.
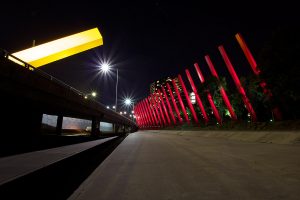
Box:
0;48;136;126
1;49;84;96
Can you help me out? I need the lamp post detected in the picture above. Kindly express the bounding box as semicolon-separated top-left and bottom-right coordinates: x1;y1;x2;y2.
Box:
115;69;118;112
124;98;135;120
100;62;118;112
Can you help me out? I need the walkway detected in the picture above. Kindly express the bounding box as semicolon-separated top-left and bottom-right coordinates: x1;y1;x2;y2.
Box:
0;136;117;185
69;131;300;200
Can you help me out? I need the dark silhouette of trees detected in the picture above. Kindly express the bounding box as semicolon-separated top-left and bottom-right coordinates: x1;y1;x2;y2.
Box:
258;25;300;120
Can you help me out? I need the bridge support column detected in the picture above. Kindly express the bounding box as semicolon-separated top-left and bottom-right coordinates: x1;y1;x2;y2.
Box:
114;124;119;134
56;115;63;135
28;111;43;135
91;117;100;137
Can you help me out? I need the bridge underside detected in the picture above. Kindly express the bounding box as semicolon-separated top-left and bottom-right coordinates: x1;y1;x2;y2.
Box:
0;56;137;137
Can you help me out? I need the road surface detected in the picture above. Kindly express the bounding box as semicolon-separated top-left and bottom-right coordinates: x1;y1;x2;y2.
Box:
69;131;300;200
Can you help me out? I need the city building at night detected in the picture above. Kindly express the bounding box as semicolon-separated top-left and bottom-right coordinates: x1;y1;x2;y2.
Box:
150;76;182;96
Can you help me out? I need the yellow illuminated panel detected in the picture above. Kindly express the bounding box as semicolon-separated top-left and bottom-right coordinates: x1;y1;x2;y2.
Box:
8;56;25;67
10;28;103;68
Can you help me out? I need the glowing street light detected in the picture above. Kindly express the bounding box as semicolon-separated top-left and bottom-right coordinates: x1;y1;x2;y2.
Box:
100;62;111;73
84;91;97;99
124;98;132;106
100;61;118;112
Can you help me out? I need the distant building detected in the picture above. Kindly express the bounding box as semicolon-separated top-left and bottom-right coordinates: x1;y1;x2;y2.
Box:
150;76;181;96
190;92;196;104
149;77;196;116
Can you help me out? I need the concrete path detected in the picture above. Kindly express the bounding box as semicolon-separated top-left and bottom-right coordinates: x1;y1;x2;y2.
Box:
0;136;117;185
69;131;300;200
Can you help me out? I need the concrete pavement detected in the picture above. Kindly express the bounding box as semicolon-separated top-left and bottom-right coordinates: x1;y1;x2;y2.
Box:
0;136;117;185
69;131;300;200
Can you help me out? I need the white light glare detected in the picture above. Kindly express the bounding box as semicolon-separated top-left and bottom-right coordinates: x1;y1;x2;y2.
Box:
100;62;111;73
125;98;132;105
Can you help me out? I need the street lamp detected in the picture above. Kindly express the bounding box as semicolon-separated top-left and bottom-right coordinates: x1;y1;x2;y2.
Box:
124;98;132;106
123;97;135;120
84;91;97;99
100;62;118;112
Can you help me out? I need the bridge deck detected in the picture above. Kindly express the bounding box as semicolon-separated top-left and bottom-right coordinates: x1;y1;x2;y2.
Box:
68;131;300;200
0;136;117;185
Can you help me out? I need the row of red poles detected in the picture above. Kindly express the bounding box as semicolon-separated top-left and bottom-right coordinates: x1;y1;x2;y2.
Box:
133;33;281;129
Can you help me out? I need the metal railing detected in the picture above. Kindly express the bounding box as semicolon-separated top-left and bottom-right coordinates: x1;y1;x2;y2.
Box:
0;49;136;125
1;49;84;96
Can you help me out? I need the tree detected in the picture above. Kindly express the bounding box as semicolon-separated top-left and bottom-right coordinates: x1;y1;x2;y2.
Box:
258;25;300;119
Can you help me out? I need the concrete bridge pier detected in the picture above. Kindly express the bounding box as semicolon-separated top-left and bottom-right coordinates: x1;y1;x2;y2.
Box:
23;110;43;135
114;124;119;134
55;115;63;135
91;116;101;137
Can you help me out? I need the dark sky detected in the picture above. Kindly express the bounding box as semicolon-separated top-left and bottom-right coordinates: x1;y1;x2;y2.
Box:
0;1;298;109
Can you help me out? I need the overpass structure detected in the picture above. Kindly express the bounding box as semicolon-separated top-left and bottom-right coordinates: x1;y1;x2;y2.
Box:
0;49;137;136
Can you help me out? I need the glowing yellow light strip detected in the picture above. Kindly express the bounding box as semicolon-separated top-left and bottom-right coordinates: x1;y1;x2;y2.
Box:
8;56;25;67
10;28;103;68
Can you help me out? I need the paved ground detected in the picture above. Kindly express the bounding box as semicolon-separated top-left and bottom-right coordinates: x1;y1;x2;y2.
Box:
69;131;300;200
0;136;116;185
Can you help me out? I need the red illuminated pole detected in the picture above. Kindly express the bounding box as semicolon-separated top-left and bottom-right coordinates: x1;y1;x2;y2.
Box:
141;102;148;128
205;55;238;120
140;100;151;128
184;69;207;123
235;33;282;120
136;106;143;127
193;64;221;124
140;100;150;127
157;89;171;125
153;93;167;126
166;83;183;123
185;68;209;124
144;98;155;127
137;102;146;128
172;79;190;123
178;75;199;124
161;86;176;124
142;99;154;127
235;33;260;75
135;103;143;128
133;105;140;127
218;45;257;122
150;94;163;127
148;96;160;127
146;97;159;127
139;102;148;128
134;103;141;127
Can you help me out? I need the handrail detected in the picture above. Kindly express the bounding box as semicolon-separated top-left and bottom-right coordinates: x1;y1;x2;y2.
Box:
0;49;136;125
1;49;84;95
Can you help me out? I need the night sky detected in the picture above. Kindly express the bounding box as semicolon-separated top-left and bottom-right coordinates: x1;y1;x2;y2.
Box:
0;1;298;110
